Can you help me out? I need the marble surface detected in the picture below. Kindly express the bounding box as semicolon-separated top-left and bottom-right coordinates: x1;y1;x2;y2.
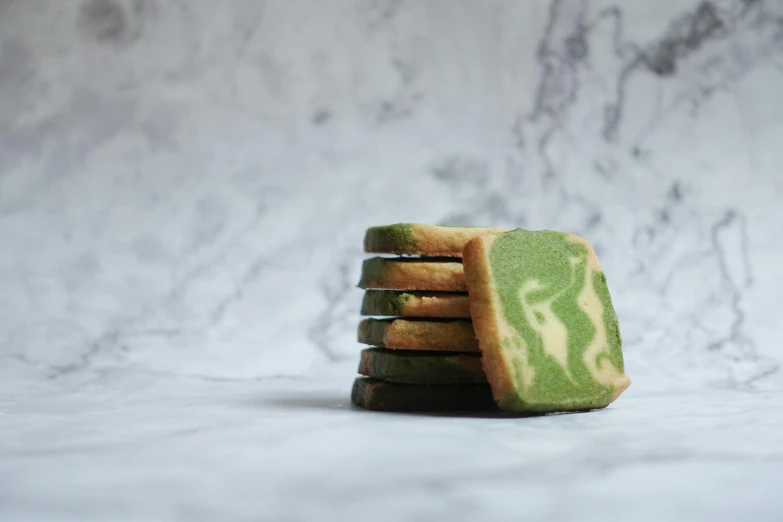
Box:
2;368;782;522
1;0;783;520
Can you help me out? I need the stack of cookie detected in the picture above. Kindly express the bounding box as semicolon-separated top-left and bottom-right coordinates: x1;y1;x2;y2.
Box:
351;224;507;412
350;223;633;415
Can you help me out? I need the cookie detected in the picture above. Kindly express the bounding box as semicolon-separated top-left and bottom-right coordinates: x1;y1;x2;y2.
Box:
358;257;466;291
358;348;487;385
358;318;479;352
462;228;631;413
351;377;496;412
364;224;508;258
360;290;471;318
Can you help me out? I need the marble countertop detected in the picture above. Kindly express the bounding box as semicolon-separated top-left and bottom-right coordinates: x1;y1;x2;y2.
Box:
2;365;782;522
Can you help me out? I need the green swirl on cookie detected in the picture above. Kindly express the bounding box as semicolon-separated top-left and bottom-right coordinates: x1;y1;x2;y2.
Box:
489;229;627;410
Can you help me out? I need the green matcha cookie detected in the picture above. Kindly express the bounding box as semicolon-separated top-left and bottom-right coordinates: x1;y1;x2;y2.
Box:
351;377;496;412
358;257;467;291
364;224;508;257
361;290;471;318
463;229;631;413
358;348;487;384
358;318;479;352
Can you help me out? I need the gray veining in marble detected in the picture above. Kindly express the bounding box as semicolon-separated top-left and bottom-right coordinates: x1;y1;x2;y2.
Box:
1;0;782;520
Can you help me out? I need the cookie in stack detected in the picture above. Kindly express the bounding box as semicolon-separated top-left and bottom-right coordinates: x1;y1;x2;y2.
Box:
352;224;506;412
462;229;632;413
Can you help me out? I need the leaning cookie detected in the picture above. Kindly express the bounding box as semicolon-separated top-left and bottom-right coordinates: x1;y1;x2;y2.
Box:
462;228;632;413
364;223;508;257
358;257;466;291
358;318;479;352
358;348;487;385
360;290;471;318
351;377;496;412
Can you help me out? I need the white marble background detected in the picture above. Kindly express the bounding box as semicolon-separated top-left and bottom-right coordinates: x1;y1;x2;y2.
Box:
2;1;783;521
